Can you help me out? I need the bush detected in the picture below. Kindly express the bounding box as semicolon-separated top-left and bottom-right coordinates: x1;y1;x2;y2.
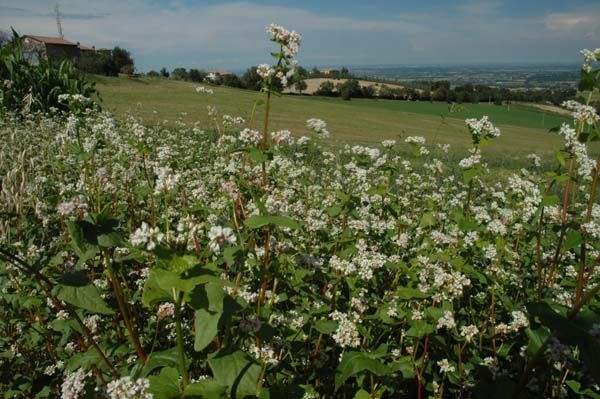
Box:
315;80;337;96
0;31;97;114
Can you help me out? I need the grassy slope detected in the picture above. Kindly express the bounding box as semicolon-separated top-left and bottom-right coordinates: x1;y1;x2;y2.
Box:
96;76;571;157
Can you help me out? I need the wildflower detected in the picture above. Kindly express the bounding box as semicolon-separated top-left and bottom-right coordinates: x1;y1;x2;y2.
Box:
437;359;455;373
580;48;600;73
436;310;456;330
61;368;89;399
195;86;214;95
465;116;500;144
306;118;330;138
154;166;180;195
330;311;361;348
405;136;426;145
129;222;165;251
460;325;479;342
106;376;153;399
266;23;302;57
458;147;481;169
208;226;236;252
562;100;599;126
157;303;175;320
257;64;275;79
249;343;280;366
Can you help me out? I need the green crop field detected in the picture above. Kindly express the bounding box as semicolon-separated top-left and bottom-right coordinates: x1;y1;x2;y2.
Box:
96;76;571;157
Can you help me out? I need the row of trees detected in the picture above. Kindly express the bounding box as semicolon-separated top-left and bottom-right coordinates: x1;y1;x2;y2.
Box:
76;47;135;76
314;78;577;105
145;65;311;93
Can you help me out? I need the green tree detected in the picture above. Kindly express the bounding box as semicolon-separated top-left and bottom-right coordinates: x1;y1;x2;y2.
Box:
171;67;188;80
111;46;134;72
241;66;262;90
315;80;336;96
295;79;308;94
160;67;170;78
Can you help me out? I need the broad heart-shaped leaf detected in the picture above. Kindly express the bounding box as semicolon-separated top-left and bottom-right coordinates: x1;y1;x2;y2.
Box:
260;384;305;399
405;320;435;338
194;309;220;352
208;349;261;399
335;351;389;390
148;367;182;399
151;268;225;299
314;319;338;334
142;268;173;307
55;272;113;315
183;380;228;398
463;167;480;185
418;212;435;228
140;348;180;377
244;215;300;230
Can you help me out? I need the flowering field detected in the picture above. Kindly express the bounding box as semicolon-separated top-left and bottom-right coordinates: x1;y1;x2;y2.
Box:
1;26;600;399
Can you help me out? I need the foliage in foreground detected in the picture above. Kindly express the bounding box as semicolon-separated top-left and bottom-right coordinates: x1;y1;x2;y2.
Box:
0;30;96;114
1;26;600;399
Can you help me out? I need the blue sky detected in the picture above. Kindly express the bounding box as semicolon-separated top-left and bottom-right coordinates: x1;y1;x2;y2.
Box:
1;0;599;71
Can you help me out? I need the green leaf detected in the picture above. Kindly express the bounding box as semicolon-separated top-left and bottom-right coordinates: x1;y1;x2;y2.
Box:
208;349;262;399
463;168;479;184
183;380;228;398
418;212;436;228
141;348;180;377
541;195;560;207
148;367;182;399
55;272;113;315
335;351;389;389
564;230;582;251
395;287;429;300
405;321;435;338
244;215;300;230
194;309;221;352
314;320;338;334
142;269;172;307
327;205;343;217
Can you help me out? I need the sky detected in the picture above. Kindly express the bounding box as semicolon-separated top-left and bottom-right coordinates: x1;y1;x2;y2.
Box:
1;0;599;72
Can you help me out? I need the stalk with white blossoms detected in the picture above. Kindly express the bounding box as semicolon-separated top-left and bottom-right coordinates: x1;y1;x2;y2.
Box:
306;118;330;138
208;225;237;252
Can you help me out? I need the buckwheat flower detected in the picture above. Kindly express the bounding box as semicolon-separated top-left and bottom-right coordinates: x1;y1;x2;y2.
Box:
526;153;541;167
562;100;599;126
195;86;214;95
465;116;500;143
405;136;426;145
44;360;64;376
437;359;455;373
459;147;481;169
157;303;175;320
208;226;236;252
266;23;302;57
106;376;153;399
129;222;165;251
239;128;262;145
2;79;12;89
83;315;101;334
330;311;361;348
580;48;600;73
249;343;280;366
57;310;70;320
61;368;90;399
306;118;330;138
257;64;275;79
460;325;479;342
436;310;456;330
382;139;396;148
154;166;180;195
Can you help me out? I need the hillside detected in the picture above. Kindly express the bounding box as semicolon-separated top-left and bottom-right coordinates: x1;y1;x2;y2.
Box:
95;76;571;157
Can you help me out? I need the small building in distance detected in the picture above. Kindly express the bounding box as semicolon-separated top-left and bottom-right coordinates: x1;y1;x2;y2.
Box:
21;35;109;64
22;35;80;63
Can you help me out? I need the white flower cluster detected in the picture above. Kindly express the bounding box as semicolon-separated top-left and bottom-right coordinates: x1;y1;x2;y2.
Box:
436;310;456;330
437;359;455;373
330;311;361;348
559;123;595;180
306;118;330;138
3;79;13;89
329;255;356;276
459;147;482;169
405;136;426;145
130;222;165;251
154;166;181;195
58;93;91;105
157;303;175;320
465;116;501;142
61;368;89;399
208;225;236;252
249;343;280;366
266;23;302;57
239;128;262;145
460;325;479;342
106;376;153;399
562;100;599;126
495;310;529;334
195;86;214;95
57;196;88;217
222;114;245;127
580;48;600;73
205;72;218;82
257;63;275;79
382;139;396;148
44;360;64;376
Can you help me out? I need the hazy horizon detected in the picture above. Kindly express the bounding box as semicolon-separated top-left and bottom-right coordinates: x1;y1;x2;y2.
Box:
1;0;599;72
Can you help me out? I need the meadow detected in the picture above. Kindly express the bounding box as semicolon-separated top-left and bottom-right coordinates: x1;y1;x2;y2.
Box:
96;76;570;155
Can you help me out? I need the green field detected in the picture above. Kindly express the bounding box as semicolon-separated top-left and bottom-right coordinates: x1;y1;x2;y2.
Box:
96;76;572;157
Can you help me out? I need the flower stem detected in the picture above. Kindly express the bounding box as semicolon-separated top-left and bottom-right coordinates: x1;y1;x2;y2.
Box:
175;292;189;388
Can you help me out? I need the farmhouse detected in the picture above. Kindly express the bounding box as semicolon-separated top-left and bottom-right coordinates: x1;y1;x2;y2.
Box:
21;35;107;64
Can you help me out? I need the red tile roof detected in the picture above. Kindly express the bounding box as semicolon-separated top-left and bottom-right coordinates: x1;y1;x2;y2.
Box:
23;35;78;46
